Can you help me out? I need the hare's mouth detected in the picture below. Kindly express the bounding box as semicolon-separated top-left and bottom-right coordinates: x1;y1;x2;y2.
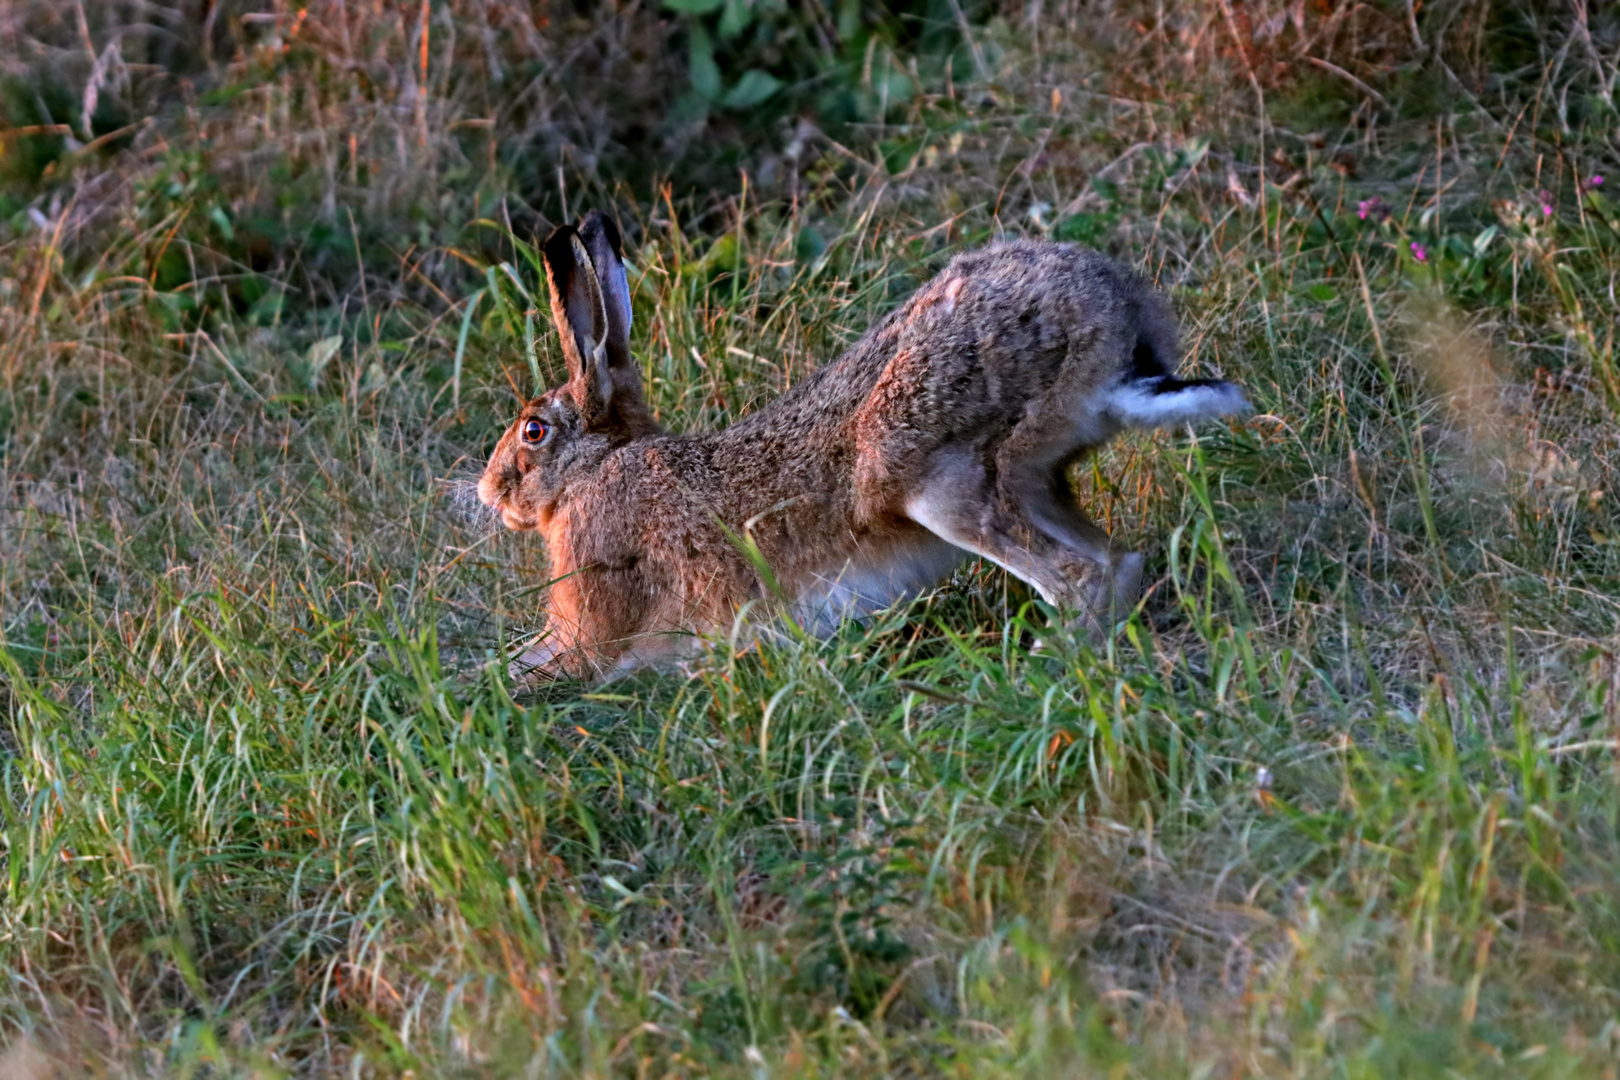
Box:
497;502;538;531
477;479;536;531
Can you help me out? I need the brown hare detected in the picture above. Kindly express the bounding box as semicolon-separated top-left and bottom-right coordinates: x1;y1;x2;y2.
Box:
478;211;1246;680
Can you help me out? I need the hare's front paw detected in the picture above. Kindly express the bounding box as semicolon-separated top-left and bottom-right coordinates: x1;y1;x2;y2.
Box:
507;635;565;687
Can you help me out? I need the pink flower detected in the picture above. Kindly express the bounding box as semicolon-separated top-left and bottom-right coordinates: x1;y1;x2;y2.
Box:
1410;241;1427;262
1539;189;1554;216
1358;197;1390;222
1585;174;1604;190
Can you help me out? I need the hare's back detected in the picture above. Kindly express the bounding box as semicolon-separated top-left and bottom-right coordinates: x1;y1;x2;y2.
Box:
873;241;1176;439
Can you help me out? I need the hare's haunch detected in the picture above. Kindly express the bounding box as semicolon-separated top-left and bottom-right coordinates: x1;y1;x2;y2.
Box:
479;212;1247;680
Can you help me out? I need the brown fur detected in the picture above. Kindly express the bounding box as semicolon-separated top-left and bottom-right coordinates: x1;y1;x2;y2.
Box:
478;214;1240;680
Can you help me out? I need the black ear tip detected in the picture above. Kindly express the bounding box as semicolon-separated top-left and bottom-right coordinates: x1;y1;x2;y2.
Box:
542;223;580;288
543;223;578;266
577;210;623;257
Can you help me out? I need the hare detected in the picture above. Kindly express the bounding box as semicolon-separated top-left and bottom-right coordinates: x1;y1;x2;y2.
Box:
478;211;1246;680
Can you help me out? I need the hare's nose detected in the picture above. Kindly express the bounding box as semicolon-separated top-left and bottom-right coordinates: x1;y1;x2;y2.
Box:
476;471;502;508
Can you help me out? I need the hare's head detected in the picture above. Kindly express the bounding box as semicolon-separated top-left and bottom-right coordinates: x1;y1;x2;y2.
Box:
478;211;659;530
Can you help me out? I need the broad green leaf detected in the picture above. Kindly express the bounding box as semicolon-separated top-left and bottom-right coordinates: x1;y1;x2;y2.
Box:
307;335;344;372
880;135;924;175
688;24;721;101
718;0;754;38
303;334;344;390
247;288;285;327
722;68;783;109
837;0;860;39
796;225;826;263
699;233;739;274
207;205;234;242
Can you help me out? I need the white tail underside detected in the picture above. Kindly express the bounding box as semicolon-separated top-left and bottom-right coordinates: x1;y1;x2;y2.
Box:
1103;377;1250;430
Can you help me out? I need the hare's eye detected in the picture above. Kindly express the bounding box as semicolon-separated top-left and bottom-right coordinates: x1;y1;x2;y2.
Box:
522;419;547;443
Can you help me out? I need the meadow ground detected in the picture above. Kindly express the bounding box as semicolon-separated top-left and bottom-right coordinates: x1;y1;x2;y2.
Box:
3;1;1620;1075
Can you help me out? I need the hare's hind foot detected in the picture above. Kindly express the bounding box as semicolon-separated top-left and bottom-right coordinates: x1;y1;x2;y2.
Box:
1097;551;1144;629
905;454;1142;635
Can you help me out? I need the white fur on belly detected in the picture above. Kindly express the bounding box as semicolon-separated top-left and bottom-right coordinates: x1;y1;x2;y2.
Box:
794;536;965;635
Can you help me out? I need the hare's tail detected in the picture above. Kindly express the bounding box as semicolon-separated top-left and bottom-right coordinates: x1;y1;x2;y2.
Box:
1103;337;1248;430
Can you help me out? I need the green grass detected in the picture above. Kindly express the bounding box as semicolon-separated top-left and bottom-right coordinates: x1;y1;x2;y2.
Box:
3;2;1620;1076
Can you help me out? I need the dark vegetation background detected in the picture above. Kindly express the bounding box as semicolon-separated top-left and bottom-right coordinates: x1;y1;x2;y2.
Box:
2;1;1620;1076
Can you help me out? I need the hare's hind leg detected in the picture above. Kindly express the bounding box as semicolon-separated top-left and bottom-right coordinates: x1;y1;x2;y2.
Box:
1011;455;1145;626
905;450;1130;628
988;368;1146;627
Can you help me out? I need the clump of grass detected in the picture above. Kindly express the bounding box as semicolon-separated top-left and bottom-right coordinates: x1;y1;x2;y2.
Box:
3;0;1620;1076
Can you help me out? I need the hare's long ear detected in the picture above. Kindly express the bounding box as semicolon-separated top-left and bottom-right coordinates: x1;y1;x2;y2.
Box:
576;210;632;370
542;223;612;424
